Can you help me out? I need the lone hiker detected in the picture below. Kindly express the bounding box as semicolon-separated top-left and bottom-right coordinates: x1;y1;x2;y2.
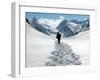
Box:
56;32;61;44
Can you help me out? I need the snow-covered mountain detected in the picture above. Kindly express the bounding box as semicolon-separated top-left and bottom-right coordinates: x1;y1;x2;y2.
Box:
28;17;90;38
31;17;57;35
70;19;90;31
56;19;89;37
57;20;74;37
37;18;63;29
80;19;90;31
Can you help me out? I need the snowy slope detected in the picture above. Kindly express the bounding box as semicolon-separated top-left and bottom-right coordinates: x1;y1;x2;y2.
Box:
63;31;90;65
64;30;89;40
26;22;55;67
26;22;90;67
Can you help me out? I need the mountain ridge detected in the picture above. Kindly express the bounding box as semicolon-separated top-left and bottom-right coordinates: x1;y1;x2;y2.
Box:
27;17;90;38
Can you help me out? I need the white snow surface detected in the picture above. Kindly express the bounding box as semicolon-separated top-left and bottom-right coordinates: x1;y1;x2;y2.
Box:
37;17;63;29
25;22;90;67
66;21;82;33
